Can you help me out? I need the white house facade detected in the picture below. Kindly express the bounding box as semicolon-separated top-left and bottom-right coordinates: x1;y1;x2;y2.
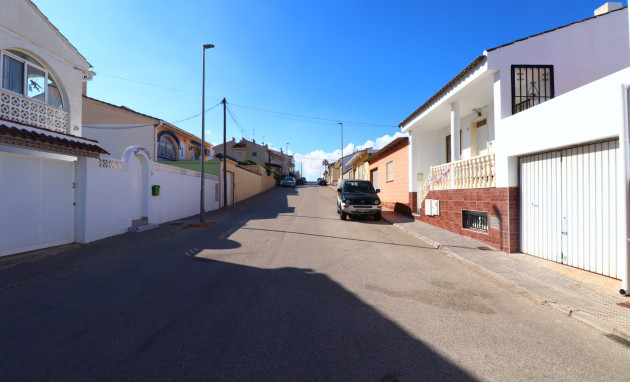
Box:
400;4;630;294
0;0;109;256
0;1;220;256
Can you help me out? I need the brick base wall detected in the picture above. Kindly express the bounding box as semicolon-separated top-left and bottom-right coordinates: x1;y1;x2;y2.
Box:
418;187;519;253
409;192;417;214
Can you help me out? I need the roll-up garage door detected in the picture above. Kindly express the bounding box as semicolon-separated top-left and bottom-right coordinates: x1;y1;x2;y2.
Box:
520;139;620;278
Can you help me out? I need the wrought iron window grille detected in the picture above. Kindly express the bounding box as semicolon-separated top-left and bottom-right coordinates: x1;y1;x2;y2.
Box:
463;210;488;232
511;65;554;115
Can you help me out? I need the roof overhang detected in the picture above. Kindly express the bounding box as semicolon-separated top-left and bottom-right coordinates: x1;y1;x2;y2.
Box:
400;56;495;132
0;119;108;158
347;151;367;166
369;137;408;162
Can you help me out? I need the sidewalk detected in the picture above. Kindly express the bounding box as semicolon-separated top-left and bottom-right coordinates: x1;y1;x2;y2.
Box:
381;208;630;343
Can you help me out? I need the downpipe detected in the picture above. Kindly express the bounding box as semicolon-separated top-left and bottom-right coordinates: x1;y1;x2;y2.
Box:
620;85;630;296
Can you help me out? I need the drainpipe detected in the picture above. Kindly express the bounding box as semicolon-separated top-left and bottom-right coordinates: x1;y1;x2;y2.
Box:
620;85;630;295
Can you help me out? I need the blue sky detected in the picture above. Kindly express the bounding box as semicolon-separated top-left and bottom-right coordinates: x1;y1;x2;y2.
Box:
32;0;624;179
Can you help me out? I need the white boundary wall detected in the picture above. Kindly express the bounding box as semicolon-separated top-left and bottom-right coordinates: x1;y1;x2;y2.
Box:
77;146;218;243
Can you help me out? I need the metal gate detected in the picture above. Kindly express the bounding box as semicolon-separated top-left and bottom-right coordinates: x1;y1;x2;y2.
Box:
520;139;620;278
0;152;75;256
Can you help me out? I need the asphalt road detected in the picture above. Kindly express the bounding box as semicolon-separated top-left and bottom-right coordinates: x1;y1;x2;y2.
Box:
1;184;629;381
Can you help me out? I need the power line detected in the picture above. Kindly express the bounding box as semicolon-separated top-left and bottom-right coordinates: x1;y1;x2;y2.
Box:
229;103;398;128
95;72;398;128
172;101;222;124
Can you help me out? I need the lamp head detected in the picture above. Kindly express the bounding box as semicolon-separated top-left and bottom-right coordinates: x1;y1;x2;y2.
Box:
203;44;215;49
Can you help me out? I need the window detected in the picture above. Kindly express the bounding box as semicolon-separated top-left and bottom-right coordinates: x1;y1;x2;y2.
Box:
371;169;379;190
511;65;554;114
386;161;394;182
158;136;176;160
191;145;201;160
343;181;375;193
357;164;365;179
1;50;63;109
2;54;23;94
236;152;242;157
463;210;488;232
252;152;257;157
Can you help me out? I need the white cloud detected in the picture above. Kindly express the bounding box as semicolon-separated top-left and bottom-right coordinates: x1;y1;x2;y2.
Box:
293;132;408;181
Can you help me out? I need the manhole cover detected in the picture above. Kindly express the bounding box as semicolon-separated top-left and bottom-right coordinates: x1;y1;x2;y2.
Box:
477;246;492;251
618;302;630;309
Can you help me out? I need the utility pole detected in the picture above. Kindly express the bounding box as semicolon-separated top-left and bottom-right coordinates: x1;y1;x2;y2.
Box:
222;98;227;209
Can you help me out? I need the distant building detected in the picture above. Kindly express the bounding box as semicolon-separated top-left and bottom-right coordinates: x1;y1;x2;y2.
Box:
213;137;294;174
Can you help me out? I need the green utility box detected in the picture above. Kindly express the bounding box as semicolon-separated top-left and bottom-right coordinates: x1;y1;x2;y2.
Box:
152;185;160;196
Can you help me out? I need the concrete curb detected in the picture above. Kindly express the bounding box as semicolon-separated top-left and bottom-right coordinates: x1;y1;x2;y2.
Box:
382;216;630;345
612;326;630;342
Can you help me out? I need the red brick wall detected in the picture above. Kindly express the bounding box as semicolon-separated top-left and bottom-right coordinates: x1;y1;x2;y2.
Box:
418;187;519;253
369;140;410;212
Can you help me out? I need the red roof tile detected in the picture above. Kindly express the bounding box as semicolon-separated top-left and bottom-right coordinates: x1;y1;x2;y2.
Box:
399;56;486;128
0;123;109;158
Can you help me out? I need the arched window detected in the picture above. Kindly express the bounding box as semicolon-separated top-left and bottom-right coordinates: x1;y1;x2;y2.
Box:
1;49;63;109
158;135;177;160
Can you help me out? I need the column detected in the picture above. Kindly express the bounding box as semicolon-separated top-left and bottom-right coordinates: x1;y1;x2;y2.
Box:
450;102;460;189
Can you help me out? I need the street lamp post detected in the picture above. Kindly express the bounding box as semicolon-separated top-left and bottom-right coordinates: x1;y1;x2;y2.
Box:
338;122;343;181
200;43;214;222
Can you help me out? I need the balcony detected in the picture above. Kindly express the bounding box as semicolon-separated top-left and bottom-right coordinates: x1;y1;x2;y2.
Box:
420;152;495;203
0;90;70;134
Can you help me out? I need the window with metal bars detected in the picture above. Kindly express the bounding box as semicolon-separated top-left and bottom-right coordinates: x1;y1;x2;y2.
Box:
462;210;488;232
511;65;554;115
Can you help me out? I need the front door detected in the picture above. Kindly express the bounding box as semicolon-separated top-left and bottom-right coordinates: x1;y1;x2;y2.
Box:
477;125;489;155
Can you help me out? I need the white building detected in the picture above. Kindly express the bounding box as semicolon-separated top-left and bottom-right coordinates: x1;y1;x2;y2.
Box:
0;0;219;255
0;0;108;256
400;3;630;294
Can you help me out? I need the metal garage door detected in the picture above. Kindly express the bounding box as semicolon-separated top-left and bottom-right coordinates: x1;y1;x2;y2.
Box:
0;152;75;257
520;140;620;278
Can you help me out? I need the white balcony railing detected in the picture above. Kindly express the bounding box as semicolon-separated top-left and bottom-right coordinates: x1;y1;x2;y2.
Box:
0;90;70;134
419;153;495;203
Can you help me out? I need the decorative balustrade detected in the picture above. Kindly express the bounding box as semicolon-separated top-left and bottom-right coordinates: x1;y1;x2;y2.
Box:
0;90;69;134
419;153;495;204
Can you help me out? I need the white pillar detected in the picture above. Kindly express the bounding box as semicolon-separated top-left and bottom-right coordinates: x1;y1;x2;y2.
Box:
450;102;460;188
408;131;415;193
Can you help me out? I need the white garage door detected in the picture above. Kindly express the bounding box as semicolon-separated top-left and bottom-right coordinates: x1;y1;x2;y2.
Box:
0;152;75;257
520;140;620;278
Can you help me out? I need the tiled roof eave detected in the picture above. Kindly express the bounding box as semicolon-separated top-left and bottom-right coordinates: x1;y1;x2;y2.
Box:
399;56;486;128
0;123;108;158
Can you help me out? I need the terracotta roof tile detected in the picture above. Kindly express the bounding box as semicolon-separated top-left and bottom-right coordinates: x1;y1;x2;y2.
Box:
0;123;109;158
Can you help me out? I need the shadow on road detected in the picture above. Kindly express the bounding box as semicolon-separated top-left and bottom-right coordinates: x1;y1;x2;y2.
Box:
0;255;477;381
